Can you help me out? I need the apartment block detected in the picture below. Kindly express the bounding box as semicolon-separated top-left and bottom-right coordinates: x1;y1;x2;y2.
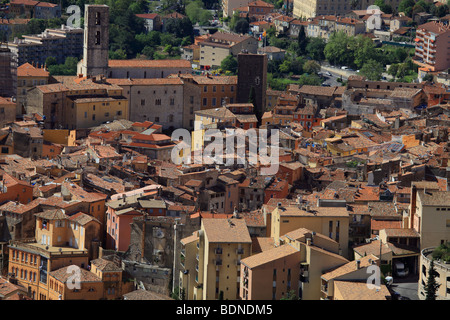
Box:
413;21;450;72
307;15;365;41
222;0;252;17
198;32;258;69
179;218;252;300
27;76;128;130
6;25;83;66
293;0;401;19
107;78;185;129
9;0;61;19
413;188;450;250
7;209;97;300
240;228;349;300
0;48;17;99
107;59;192;79
320;254;390;300
16;62;49;117
270;201;350;258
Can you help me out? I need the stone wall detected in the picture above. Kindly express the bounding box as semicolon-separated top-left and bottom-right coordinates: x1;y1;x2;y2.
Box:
123;215;200;293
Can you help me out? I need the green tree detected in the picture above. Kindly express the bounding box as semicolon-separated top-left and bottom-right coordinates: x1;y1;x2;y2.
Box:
387;64;399;79
359;59;384;81
352;35;377;69
303;60;320;75
374;0;392;14
198;10;213;26
324;31;353;66
396;63;409;79
45;56;57;67
266;26;276;38
229;11;241;31
297;73;322;85
141;46;155;59
280;290;298;300
398;0;415;16
47;56;79;76
171;286;181;300
297;25;308;56
306;37;326;61
164;17;194;38
422;73;434;82
234;19;249;34
220;55;238;74
109;48;127;59
425;259;440;300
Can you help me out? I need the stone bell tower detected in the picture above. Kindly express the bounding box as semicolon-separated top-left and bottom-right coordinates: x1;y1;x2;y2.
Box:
78;4;109;78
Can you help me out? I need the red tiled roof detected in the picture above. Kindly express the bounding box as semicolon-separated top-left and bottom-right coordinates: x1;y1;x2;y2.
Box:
135;13;159;19
132;133;171;142
371;220;402;231
132;121;154;128
248;0;274;7
17;63;49;77
108;59;191;69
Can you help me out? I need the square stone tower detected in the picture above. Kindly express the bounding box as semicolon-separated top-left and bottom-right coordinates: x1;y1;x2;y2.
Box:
236;53;267;124
79;5;109;78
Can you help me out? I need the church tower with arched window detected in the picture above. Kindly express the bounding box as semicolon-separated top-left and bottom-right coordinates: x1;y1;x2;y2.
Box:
78;5;109;78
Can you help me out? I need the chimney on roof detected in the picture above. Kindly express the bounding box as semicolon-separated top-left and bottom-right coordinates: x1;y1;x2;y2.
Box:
356;260;361;269
306;237;312;246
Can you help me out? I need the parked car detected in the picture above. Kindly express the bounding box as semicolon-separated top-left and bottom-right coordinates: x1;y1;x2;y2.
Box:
394;261;408;277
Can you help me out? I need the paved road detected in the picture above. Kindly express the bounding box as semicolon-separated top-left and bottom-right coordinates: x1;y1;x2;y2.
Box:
389;274;420;300
319;70;344;87
320;65;393;82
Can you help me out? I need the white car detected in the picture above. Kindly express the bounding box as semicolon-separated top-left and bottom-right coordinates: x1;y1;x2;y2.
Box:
394;261;408;277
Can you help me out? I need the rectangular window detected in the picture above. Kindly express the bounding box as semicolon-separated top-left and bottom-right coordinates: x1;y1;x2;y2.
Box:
95;31;101;45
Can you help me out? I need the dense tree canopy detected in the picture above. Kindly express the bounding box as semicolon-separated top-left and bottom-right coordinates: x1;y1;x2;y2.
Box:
220;55;238;74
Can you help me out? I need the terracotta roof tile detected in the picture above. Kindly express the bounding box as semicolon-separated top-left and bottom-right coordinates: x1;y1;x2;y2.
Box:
202;218;251;243
17;62;49;77
333;280;390;300
241;244;299;269
108;59;191;68
322;254;378;281
50;266;101;283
